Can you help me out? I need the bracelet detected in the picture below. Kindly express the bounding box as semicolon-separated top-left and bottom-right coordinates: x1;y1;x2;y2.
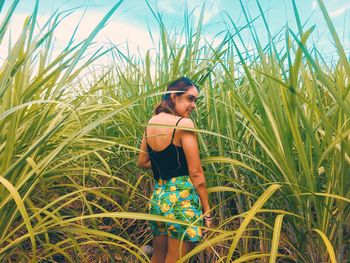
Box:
203;215;212;221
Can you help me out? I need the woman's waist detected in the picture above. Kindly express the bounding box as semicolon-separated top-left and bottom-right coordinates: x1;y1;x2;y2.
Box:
151;164;189;178
153;175;194;190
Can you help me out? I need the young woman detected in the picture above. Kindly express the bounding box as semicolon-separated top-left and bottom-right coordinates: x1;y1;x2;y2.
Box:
138;77;212;263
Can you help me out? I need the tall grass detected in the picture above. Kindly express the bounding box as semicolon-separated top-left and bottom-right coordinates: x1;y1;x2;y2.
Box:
0;0;349;262
0;0;150;261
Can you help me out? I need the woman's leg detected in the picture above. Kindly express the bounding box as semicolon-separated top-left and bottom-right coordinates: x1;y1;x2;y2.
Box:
165;237;194;263
151;235;168;263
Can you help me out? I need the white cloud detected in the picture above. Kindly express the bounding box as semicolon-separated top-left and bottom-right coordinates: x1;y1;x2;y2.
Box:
329;3;350;17
0;11;157;66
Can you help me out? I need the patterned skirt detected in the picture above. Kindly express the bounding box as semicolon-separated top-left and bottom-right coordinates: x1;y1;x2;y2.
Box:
148;176;203;242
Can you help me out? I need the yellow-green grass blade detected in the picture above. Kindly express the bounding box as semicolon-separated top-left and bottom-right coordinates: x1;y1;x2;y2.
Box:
0;176;36;260
269;215;284;263
226;184;281;262
298;192;350;204
290;26;315;89
313;229;337;263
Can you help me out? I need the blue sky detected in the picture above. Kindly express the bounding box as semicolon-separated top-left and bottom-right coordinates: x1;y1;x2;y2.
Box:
1;0;350;62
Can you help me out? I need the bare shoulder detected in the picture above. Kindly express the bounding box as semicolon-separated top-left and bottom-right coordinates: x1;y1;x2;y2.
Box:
179;118;195;129
148;115;158;123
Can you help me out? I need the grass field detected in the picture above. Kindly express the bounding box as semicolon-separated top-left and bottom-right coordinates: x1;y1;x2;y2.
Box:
0;0;349;262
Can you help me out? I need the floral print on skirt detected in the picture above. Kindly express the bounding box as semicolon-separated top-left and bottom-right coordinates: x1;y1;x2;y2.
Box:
148;176;203;242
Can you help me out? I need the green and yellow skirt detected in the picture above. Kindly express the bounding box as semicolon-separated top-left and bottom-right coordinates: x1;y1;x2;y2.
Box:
148;176;203;242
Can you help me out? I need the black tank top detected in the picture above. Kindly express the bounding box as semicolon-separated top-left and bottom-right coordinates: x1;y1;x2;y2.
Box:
146;117;189;180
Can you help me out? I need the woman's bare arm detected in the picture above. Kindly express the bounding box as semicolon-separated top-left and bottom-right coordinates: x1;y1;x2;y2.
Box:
180;119;211;215
138;137;152;169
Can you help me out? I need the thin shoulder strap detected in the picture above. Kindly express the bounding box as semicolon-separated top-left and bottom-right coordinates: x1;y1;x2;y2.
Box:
171;117;183;143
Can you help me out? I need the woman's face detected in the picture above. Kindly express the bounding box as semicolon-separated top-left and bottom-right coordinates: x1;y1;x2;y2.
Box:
172;86;198;118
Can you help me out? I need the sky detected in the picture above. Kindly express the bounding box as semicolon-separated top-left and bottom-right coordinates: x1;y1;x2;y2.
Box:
1;0;350;65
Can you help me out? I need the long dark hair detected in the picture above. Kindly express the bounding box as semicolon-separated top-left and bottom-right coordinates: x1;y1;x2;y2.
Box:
154;76;199;115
